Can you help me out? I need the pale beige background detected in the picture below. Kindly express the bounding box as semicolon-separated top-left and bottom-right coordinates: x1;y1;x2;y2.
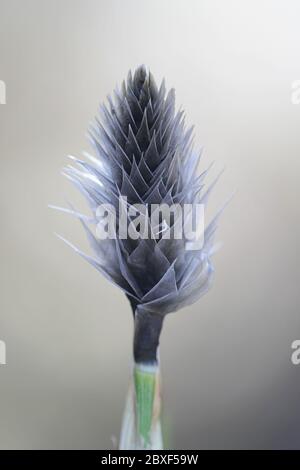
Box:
0;0;300;449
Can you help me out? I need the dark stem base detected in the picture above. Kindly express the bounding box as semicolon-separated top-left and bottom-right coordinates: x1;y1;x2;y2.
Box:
133;310;164;364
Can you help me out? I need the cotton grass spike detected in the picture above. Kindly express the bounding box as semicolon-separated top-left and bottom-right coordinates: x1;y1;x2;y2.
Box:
55;65;226;449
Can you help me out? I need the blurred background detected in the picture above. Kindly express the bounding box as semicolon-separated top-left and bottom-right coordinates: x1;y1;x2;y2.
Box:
0;0;300;449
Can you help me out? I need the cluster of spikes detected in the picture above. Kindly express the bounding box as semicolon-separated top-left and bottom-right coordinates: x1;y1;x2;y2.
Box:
58;65;223;364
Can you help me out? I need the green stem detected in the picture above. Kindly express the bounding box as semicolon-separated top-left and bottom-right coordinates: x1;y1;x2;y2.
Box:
134;362;159;447
119;309;164;449
119;362;163;450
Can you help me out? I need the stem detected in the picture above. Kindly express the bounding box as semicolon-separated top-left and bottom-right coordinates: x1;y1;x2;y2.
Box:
133;310;164;364
119;362;163;450
119;310;164;450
